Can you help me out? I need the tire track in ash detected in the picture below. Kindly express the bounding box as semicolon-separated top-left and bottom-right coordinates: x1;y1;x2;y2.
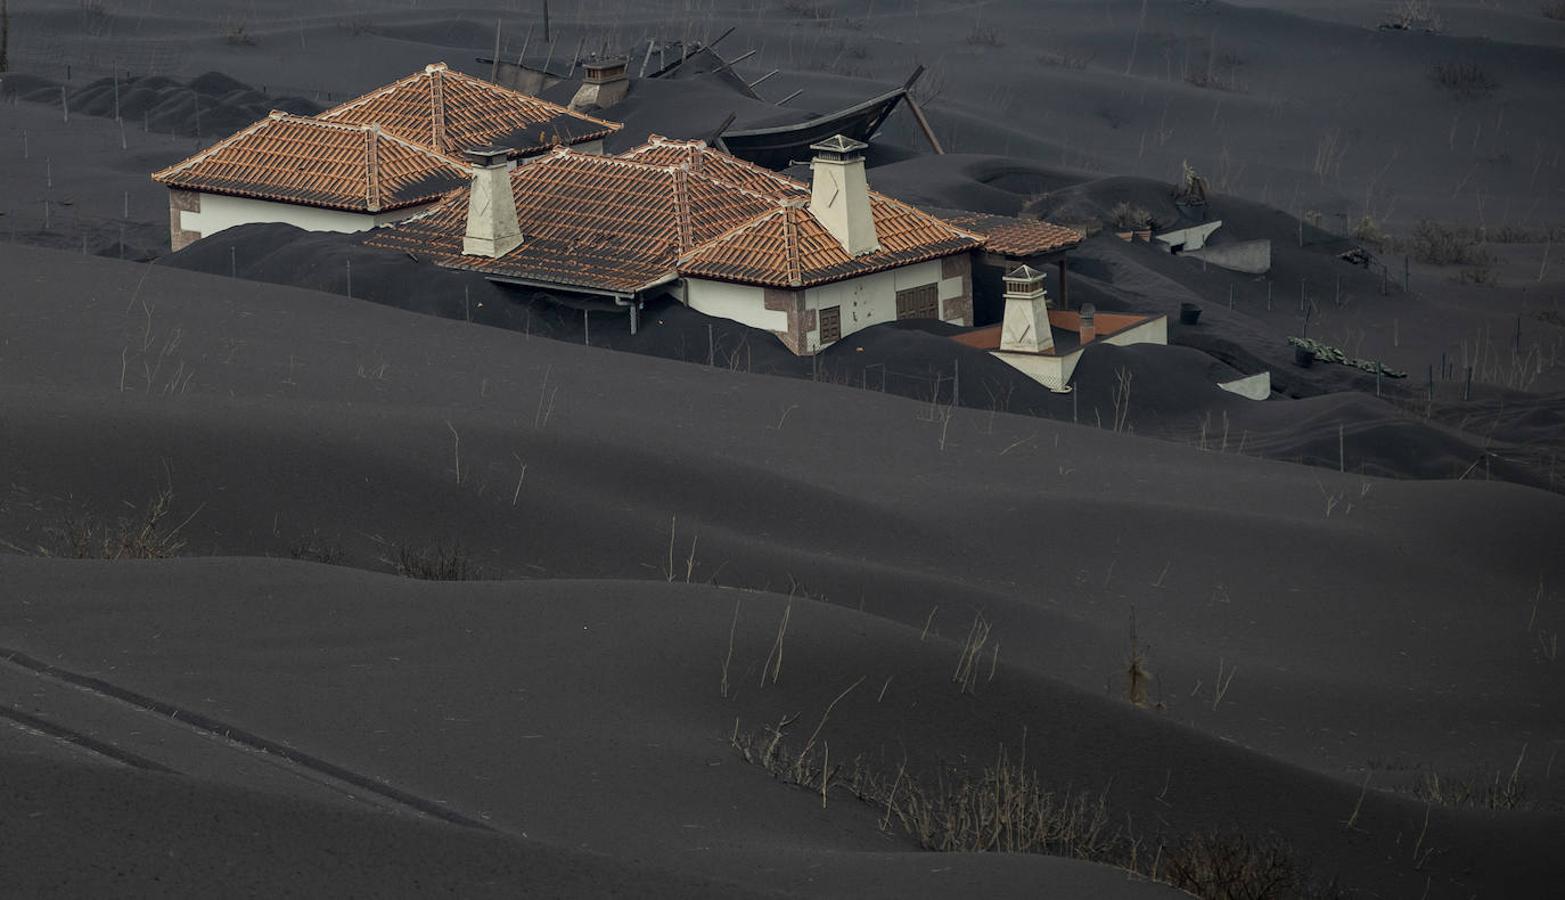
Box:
0;703;179;773
0;646;495;832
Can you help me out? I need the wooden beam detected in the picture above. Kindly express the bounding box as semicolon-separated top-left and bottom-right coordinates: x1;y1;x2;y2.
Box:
905;95;944;155
490;18;502;83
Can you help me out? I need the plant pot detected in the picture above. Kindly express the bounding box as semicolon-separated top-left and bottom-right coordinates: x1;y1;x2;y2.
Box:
1179;302;1202;326
1294;345;1315;367
1135;228;1153;242
1116;230;1134;241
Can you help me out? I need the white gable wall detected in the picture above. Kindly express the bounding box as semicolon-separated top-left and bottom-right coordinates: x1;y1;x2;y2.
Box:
684;279;786;332
802;258;963;353
171;191;431;250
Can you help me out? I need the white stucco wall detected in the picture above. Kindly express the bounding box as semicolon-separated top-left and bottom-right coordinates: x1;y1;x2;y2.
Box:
177;192;428;244
802;258;964;353
685;279;786;332
1100;316;1168;348
992;350;1078;393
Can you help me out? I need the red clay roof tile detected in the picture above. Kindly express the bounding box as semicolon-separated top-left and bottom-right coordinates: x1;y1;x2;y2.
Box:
151;111;469;212
317;62;619;157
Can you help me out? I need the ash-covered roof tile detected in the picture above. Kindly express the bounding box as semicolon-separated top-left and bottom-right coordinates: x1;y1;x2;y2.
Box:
151;111;469;212
928;208;1083;256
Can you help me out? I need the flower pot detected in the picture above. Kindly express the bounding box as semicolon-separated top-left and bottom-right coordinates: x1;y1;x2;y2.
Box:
1178;302;1202;325
1294;345;1315;367
1116;230;1134;241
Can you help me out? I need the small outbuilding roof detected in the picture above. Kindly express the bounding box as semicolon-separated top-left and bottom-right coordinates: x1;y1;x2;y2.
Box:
151;111;470;212
317;62;621;157
926;209;1083;257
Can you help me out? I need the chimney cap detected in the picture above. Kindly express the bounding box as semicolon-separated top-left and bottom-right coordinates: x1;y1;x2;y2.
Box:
583;56;629;82
810;134;869;159
463;147;511;167
1004;264;1048;285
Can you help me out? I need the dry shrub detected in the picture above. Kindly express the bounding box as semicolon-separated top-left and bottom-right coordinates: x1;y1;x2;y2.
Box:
1408;220;1495;267
965;25;1004;47
1109;201;1152;230
1351;215;1387;247
288;530;344;566
1430;61;1498;98
394;539;474;580
1162;831;1326;900
58;485;191;560
1385;0;1443;31
779;0;831;20
730;724;1346;898
223;19;255;46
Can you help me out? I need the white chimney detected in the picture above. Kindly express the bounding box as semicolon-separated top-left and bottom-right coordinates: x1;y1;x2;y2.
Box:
999;265;1055;354
808;134;880;256
462;147;522;258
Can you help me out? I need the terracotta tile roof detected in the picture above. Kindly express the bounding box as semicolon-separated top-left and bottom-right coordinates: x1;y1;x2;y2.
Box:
151;111;469;212
678;193;981;288
931;209;1083;256
317;62;619;157
366;149;778;293
618;135;807;201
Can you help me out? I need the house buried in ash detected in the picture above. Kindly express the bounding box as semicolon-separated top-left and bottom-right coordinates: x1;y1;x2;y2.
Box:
952;265;1167;392
370;133;1084;355
151;63;620;250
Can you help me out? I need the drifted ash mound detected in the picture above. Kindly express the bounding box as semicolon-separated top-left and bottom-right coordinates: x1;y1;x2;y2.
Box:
0;71;320;137
4;243;1563;897
164;219;1559;492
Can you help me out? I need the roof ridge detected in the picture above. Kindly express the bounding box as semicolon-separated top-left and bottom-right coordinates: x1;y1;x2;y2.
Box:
365;124;382;212
430;64;447;153
371;127;469;172
438;63;624;132
784;207;802;287
673;167;693;252
677;205;787;265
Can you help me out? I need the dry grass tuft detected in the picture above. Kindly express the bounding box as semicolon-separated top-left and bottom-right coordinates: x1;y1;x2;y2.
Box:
56;482;195;560
730;723;1346;898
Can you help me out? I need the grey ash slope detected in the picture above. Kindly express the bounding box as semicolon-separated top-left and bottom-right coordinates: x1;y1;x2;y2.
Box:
2;244;1563;896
